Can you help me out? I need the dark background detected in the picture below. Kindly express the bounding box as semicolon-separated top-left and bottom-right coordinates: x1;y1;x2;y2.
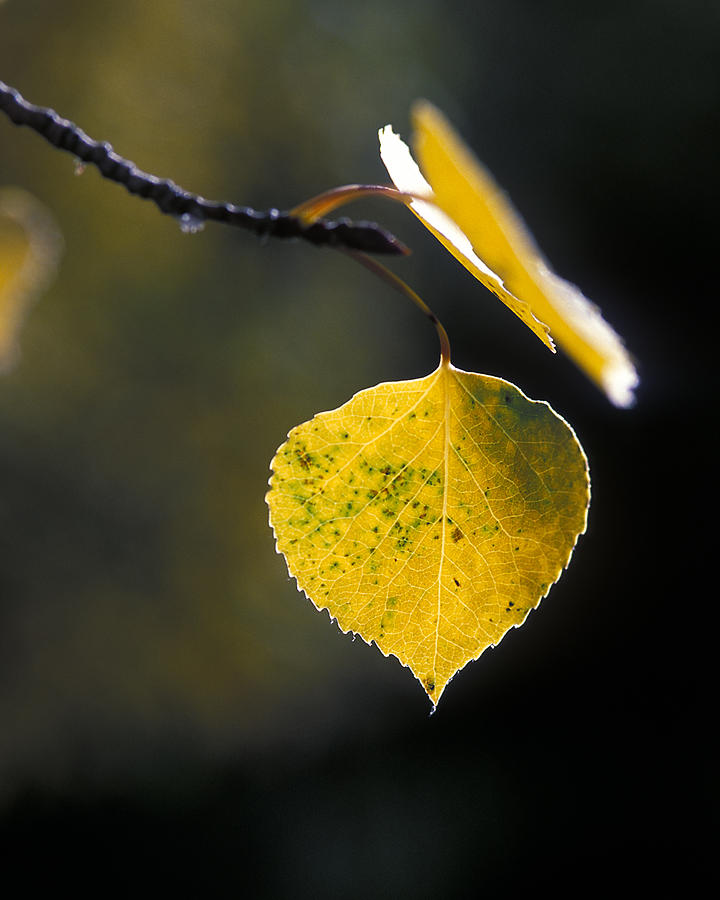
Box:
0;0;713;894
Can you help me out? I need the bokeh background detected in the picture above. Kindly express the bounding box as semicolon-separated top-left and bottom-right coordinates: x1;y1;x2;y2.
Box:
1;0;713;893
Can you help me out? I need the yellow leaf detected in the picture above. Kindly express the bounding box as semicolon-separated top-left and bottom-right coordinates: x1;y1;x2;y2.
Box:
267;360;589;705
378;102;638;408
0;187;62;372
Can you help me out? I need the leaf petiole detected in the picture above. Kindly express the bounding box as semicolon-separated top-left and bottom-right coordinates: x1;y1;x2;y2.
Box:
346;250;452;366
291;184;420;225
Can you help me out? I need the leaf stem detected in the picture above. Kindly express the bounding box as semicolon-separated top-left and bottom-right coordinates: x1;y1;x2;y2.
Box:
291;184;417;223
347;251;452;365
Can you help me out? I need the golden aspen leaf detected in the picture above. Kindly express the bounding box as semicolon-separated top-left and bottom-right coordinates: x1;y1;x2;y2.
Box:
0;187;62;372
267;361;589;706
378;102;638;408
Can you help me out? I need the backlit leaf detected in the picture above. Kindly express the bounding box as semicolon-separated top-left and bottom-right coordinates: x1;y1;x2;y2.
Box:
267;360;589;705
379;102;638;408
0;187;62;372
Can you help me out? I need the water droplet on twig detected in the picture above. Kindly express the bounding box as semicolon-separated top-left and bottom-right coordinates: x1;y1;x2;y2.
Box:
178;213;205;234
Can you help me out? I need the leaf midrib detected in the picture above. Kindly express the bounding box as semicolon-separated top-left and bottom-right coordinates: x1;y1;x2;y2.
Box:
433;362;452;678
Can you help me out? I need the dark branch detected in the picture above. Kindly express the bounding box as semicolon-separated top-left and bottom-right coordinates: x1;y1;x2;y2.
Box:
0;81;407;256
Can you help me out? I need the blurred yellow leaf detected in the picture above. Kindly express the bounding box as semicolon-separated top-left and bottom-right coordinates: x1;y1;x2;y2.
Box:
267;359;589;705
0;187;62;372
379;102;638;407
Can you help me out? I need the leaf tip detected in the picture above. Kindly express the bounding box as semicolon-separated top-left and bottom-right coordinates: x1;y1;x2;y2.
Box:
603;360;640;408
